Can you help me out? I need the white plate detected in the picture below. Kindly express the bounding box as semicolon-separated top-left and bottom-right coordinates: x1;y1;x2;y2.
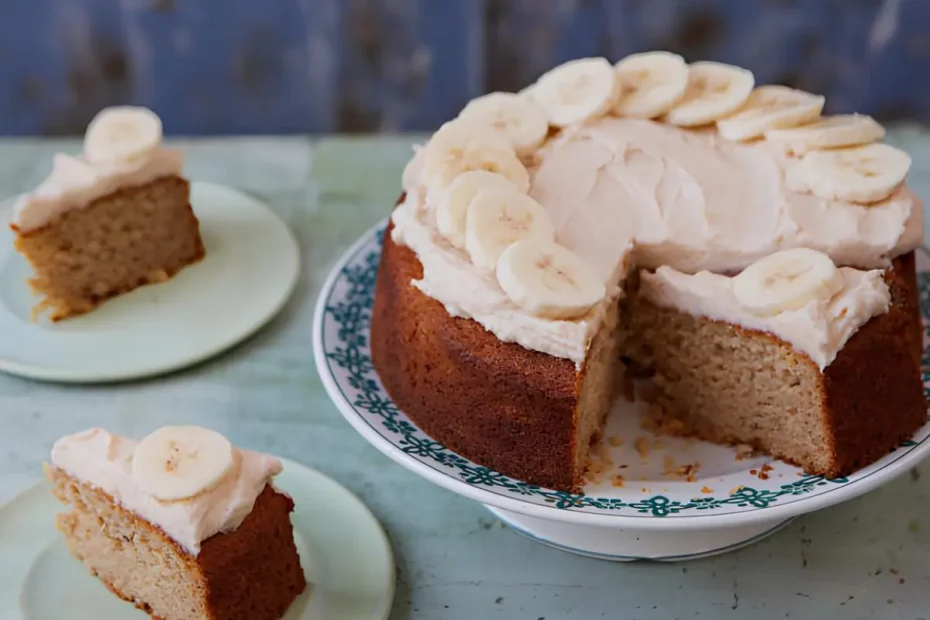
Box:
0;181;300;383
0;458;396;619
313;220;930;560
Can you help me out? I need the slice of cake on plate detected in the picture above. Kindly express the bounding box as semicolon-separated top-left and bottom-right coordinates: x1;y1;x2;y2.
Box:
371;52;928;492
9;106;205;322
45;426;306;619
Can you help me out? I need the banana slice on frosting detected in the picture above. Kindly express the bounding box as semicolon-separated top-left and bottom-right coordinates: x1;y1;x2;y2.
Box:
436;170;518;249
422;120;529;199
612;51;689;119
459;92;549;157
731;248;843;317
84;106;163;165
497;238;606;320
800;143;911;204
465;186;555;270
531;57;619;128
764;114;886;155
664;61;755;127
131;426;235;501
716;86;825;142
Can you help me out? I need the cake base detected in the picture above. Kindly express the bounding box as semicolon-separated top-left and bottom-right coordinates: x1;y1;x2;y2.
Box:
487;505;794;562
12;175;205;322
371;211;927;493
46;465;306;620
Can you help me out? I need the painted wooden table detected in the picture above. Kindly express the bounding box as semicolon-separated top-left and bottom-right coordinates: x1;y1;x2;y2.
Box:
3;129;930;620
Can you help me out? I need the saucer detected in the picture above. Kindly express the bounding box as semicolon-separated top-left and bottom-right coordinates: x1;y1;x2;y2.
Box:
0;458;395;619
313;220;930;561
0;182;300;383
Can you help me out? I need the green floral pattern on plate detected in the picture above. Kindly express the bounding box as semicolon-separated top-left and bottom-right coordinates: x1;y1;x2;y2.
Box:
321;225;930;518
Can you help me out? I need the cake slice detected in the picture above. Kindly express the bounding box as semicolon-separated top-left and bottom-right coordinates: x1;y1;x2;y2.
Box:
10;106;205;322
44;426;306;619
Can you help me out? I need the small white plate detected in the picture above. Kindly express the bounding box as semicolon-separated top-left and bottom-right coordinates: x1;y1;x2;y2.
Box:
314;220;930;561
0;181;300;383
0;458;396;620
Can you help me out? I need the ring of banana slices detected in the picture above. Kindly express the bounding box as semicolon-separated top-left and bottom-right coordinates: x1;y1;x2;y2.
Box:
415;51;911;322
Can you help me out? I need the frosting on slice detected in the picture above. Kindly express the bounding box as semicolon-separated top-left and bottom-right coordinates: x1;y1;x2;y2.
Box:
50;427;283;555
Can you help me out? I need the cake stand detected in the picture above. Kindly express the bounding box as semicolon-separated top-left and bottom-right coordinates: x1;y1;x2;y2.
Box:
313;220;930;561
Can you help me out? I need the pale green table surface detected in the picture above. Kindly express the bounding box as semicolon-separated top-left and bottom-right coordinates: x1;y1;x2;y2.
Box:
3;128;930;620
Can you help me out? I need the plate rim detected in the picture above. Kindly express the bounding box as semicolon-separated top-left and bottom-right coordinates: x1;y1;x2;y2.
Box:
0;181;301;384
314;218;930;531
0;457;396;620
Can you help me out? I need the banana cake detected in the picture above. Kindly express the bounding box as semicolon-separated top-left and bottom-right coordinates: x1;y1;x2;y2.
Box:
370;52;927;492
45;426;306;620
9;106;205;322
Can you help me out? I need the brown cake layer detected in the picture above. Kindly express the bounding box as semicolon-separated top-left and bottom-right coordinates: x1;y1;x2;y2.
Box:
13;175;205;322
46;465;306;620
627;256;926;478
371;207;927;492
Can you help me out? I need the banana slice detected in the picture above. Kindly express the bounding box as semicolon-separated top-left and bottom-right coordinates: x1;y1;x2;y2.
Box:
764;114;886;155
465;186;555;269
84;106;163;165
131;426;235;501
421;119;529;199
459;92;549;156
716;86;825;141
497;238;606;320
436;170;517;249
801;143;911;204
531;57;619;128
731;248;843;317
664;62;755;127
612;51;689;119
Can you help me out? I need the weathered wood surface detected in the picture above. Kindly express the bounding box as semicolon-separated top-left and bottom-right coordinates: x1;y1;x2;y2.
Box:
2;129;930;618
2;0;930;135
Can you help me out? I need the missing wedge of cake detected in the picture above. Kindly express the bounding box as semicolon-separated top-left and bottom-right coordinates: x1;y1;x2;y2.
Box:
45;426;306;620
371;52;927;493
9;106;205;322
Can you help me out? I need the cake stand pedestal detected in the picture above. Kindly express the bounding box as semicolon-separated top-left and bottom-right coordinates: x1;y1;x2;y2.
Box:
486;506;794;562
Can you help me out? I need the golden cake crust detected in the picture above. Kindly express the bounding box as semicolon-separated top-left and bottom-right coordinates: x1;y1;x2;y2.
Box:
371;206;927;492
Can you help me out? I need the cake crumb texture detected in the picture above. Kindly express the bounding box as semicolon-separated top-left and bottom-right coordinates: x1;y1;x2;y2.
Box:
14;176;204;322
46;464;306;620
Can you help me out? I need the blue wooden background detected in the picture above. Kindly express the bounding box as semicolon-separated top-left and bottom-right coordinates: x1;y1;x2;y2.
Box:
1;0;929;136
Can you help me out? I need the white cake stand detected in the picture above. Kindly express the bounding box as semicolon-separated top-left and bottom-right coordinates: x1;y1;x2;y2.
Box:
313;220;930;561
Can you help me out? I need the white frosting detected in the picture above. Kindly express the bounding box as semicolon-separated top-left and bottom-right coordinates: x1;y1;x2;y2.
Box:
530;118;923;276
638;266;892;370
391;178;626;364
50;428;283;556
392;116;922;369
11;148;184;232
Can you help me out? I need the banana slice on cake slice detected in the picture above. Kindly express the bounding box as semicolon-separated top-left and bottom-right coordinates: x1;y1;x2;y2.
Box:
612;51;689;119
497;238;606;320
422;119;530;199
84;106;163;165
716;86;825;141
764;114;886;155
532;57;619;128
132;426;235;501
465;186;555;270
664;62;755;127
459;92;549;156
731;248;844;317
436;170;519;249
799;143;911;204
